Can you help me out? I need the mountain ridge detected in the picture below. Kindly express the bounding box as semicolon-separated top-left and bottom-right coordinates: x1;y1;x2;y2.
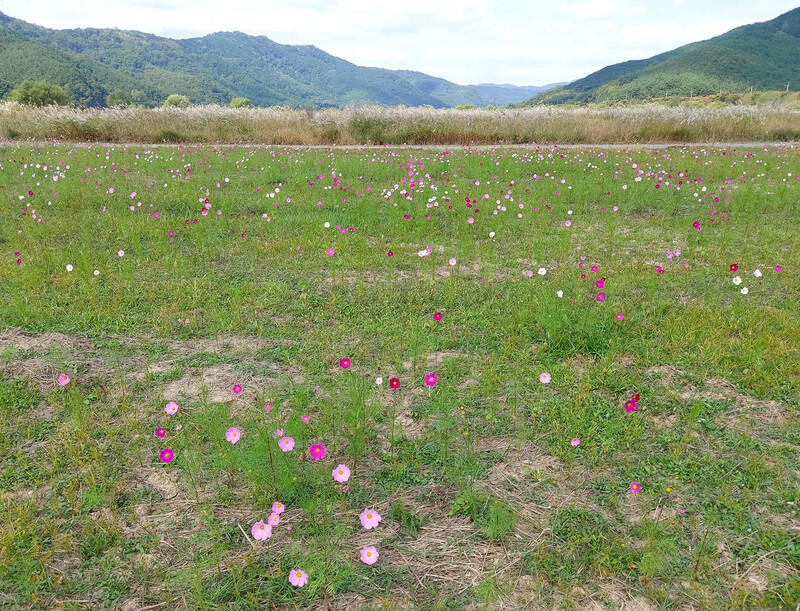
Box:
0;12;557;108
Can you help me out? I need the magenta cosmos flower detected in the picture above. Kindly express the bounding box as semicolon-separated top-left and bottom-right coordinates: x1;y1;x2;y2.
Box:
159;448;174;464
332;464;351;483
596;292;606;302
339;358;350;369
424;373;438;386
165;401;178;415
226;427;241;444
360;546;379;565
624;401;638;413
154;427;166;438
327;248;335;256
251;520;272;541
309;444;327;460
301;414;310;424
539;372;551;384
360;508;382;529
288;570;308;587
57;373;70;386
630;481;642;494
279;436;295;452
232;384;242;395
272;501;285;514
433;312;443;321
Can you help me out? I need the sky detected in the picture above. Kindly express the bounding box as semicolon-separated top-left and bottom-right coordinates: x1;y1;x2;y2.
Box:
4;0;799;86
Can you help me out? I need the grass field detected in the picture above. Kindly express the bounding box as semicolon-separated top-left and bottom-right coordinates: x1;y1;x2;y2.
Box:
0;141;799;610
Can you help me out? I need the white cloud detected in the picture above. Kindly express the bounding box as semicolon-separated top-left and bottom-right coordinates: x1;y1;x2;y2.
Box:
6;0;800;85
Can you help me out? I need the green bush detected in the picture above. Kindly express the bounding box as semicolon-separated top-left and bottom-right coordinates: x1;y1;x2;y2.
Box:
163;94;191;108
228;97;252;108
105;90;132;108
10;80;70;106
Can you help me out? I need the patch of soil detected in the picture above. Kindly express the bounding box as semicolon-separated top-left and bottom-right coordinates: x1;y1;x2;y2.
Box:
0;327;89;353
2;356;115;391
161;363;296;404
386;515;510;592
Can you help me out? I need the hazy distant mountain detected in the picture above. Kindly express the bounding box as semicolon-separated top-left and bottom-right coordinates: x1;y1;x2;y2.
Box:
525;6;800;104
0;12;559;108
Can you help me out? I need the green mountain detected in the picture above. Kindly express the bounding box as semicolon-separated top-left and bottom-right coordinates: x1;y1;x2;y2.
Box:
526;6;800;104
0;12;556;108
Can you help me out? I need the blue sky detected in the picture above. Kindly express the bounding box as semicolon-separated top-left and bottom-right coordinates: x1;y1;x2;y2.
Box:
5;0;799;85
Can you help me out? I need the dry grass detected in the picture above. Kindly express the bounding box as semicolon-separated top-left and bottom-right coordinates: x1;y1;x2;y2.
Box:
1;102;800;144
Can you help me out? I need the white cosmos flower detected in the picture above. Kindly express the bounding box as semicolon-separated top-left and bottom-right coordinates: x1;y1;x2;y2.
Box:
489;231;495;238
753;269;762;277
324;222;330;228
741;287;749;294
66;264;73;272
732;276;742;285
557;290;563;298
93;270;100;276
375;377;383;385
538;268;547;276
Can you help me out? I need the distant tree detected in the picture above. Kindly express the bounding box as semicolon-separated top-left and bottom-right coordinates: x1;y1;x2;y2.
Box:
455;104;475;110
106;89;132;108
10;80;70;106
229;97;252;108
163;94;191;108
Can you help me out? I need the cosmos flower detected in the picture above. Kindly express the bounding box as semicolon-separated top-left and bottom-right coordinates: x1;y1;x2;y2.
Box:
360;508;382;529
332;464;351;483
309;444;327;460
288;570;308;587
360;546;379;565
251;520;272;541
226;427;241;444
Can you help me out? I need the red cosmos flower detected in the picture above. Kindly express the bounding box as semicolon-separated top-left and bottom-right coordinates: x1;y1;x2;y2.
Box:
389;377;400;389
730;263;738;272
387;251;393;257
632;394;640;402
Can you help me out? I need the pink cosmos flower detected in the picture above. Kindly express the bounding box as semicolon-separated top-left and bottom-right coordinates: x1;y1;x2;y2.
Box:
232;384;242;395
117;250;125;257
448;258;457;266
165;401;178;415
264;403;274;412
596;292;606;302
279;436;295;452
360;546;379;565
360;508;382;529
340;358;351;369
539;372;551;384
433;312;443;321
327;248;335;256
570;438;580;447
251;520;272;541
630;481;641;494
57;373;70;386
301;414;310;424
424;373;438;386
616;313;624;320
226;427;241;444
288;570;308;587
332;464;351;483
159;448;174;463
309;444;327;460
272;501;285;514
155;427;166;438
268;512;280;526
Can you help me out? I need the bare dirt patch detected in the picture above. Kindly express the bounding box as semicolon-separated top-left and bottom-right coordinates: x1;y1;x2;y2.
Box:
387;515;511;593
646;365;791;429
0;327;89;353
161;363;302;404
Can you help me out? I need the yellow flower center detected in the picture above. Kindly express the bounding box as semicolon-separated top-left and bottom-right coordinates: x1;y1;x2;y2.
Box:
367;552;371;556
297;573;302;578
259;525;264;530
339;470;343;474
367;514;372;519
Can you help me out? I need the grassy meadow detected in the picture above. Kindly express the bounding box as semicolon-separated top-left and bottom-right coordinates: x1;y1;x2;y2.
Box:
0;141;799;610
